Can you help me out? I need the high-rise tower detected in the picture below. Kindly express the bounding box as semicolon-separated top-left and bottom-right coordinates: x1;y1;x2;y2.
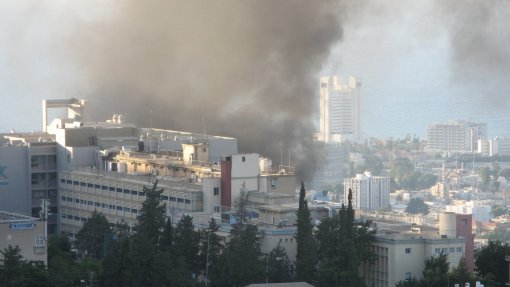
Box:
319;75;361;143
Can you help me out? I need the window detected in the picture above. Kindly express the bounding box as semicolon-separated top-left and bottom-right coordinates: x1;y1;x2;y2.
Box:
271;178;277;189
177;198;184;203
66;179;72;185
35;235;45;246
80;182;86;187
131;209;138;214
109;186;116;191
131;190;138;195
87;201;93;206
60;179;65;183
405;272;412;280
73;181;79;186
213;187;219;196
116;206;123;211
94;184;101;189
214;206;220;212
87;183;93;188
139;191;145;197
102;185;108;190
456;247;462;253
202;147;207;152
124;189;130;194
117;188;123;193
161;195;169;201
170;197;176;201
441;248;448;253
185;199;191;204
435;248;441;254
242;156;246;162
405;248;412;254
449;247;455;253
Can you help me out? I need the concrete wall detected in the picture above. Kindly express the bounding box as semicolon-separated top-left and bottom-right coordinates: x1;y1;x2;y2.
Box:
0;146;30;215
202;178;221;214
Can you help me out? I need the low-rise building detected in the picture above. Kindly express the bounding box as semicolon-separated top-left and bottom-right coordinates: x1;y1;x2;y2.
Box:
0;211;47;266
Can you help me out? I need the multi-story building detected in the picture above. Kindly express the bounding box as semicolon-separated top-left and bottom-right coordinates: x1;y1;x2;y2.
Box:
59;168;213;238
309;141;346;191
426;120;487;154
362;232;466;287
344;172;390;210
318;75;361;143
0;210;47;265
362;212;473;286
0;133;58;234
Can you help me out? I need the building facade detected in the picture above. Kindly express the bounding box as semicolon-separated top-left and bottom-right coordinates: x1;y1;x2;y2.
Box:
0;211;47;266
344;172;390;210
0;134;58;234
426;120;487;154
362;233;466;287
318;75;361;143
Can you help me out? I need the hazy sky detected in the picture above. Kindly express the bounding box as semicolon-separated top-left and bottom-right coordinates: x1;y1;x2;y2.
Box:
0;0;509;139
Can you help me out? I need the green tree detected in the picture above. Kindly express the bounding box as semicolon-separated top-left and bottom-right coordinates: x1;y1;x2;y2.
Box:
405;198;429;215
136;180;166;244
47;234;79;287
216;223;264;286
0;245;24;286
200;217;223;285
76;211;111;259
174;214;200;275
295;182;316;283
267;244;292;283
395;277;419;287
474;240;510;285
450;257;474;287
391;157;415;185
315;189;376;287
479;167;491;190
491;205;508;218
127;180;170;287
100;231;132;287
421;253;449;287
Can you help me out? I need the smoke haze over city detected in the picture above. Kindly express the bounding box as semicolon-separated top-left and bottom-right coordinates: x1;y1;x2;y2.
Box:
1;0;509;174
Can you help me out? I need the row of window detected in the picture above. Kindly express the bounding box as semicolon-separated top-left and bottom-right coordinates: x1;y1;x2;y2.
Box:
61;179;146;196
61;179;193;204
434;247;462;254
61;196;139;214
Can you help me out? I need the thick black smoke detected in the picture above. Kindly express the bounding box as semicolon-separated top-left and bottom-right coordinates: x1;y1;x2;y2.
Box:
66;1;349;181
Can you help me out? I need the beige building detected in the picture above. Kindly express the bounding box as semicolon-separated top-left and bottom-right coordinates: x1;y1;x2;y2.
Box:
0;211;47;266
362;232;465;287
59;169;211;237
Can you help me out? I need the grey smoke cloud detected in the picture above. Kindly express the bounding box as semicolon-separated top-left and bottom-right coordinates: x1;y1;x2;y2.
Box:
436;0;510;107
65;0;349;180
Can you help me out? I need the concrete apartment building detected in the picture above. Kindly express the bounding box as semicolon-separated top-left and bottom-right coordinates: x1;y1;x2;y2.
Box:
0;211;47;266
478;137;510;156
318;75;361;143
362;212;473;287
426;120;487;154
0;133;59;234
344;172;390;210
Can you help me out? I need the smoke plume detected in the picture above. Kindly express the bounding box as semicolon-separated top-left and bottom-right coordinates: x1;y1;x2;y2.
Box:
436;0;510;107
65;1;349;181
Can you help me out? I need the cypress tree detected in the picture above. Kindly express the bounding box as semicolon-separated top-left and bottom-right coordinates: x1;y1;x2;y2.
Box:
295;181;316;283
